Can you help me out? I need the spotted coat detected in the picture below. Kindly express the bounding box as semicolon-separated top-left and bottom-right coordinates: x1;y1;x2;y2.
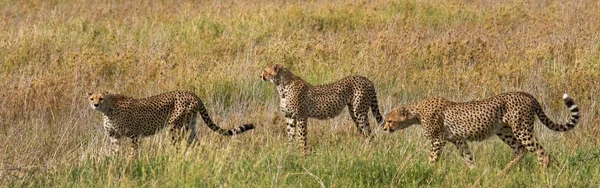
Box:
261;64;384;153
384;92;580;173
88;91;254;156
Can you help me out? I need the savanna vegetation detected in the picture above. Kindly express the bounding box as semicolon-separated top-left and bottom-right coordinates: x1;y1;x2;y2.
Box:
1;0;599;187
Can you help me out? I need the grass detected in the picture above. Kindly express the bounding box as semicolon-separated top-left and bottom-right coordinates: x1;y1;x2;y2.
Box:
1;0;599;187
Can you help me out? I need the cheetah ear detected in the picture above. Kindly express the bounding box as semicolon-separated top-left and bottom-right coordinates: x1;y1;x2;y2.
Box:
273;64;283;73
87;92;93;96
399;107;408;115
401;107;417;119
104;91;110;95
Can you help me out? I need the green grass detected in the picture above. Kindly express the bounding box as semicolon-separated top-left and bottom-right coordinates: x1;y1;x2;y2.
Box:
1;0;600;187
10;131;599;187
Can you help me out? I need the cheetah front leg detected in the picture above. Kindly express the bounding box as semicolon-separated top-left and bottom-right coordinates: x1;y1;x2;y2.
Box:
129;136;139;159
353;102;372;139
104;127;121;155
428;137;446;165
285;115;297;144
424;116;446;166
296;117;310;155
356;113;371;139
107;136;120;155
451;139;475;169
348;105;360;126
350;104;371;139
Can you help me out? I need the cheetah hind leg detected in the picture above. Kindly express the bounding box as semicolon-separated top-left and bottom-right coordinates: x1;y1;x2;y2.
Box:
186;114;198;146
513;123;550;173
168;110;187;147
285;116;297;144
496;126;527;175
128;136;139;160
169;124;185;146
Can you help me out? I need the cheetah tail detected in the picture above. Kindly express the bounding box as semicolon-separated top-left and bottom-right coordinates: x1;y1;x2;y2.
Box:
370;94;384;126
196;102;255;136
536;94;580;132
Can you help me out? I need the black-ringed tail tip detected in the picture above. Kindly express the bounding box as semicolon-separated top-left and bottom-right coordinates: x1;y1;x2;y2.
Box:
562;93;579;129
563;94;579;112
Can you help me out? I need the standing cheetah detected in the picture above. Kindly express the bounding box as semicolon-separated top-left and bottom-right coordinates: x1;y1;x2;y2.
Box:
88;91;255;156
260;64;384;153
384;92;580;173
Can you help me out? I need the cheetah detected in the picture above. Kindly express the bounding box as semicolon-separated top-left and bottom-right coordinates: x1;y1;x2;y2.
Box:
88;91;255;156
384;92;579;173
260;64;384;153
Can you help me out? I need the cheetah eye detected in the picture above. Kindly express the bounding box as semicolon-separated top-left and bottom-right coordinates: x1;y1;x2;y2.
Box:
99;98;104;101
90;98;93;101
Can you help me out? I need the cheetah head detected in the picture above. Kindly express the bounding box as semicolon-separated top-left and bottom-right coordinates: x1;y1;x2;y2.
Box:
260;64;284;84
384;107;418;132
87;92;110;111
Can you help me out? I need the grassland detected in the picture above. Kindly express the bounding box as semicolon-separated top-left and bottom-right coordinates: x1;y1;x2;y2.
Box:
1;0;599;187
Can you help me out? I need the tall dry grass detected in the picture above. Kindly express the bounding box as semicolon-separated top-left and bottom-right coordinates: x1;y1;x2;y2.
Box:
1;0;599;187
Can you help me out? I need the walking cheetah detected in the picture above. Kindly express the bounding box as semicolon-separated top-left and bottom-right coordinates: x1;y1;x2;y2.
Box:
384;92;579;173
88;91;255;156
260;64;384;153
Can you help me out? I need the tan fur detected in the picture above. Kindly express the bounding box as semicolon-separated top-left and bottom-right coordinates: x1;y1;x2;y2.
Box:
384;92;579;173
261;64;383;153
88;91;254;156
